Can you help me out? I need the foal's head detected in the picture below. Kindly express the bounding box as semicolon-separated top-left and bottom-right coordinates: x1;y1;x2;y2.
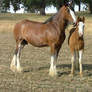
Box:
62;1;76;24
76;16;85;36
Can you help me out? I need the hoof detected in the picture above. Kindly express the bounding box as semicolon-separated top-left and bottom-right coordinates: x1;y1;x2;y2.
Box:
17;67;23;73
80;73;83;77
49;68;57;77
69;73;74;77
10;65;17;72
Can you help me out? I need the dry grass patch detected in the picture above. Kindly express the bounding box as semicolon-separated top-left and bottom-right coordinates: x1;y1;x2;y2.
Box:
0;13;92;91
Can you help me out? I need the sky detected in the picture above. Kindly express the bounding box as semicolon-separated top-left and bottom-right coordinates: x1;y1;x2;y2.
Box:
8;3;87;14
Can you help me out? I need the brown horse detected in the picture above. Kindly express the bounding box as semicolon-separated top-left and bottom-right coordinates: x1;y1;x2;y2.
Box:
10;3;76;77
68;16;85;77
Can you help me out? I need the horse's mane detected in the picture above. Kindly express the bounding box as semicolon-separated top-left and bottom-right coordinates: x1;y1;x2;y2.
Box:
43;13;57;24
68;27;76;45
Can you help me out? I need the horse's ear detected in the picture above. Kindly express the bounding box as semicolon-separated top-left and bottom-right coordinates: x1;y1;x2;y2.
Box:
64;0;68;6
68;0;73;6
64;0;73;6
82;16;85;23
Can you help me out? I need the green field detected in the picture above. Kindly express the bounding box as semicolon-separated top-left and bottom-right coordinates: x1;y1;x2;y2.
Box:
0;13;92;92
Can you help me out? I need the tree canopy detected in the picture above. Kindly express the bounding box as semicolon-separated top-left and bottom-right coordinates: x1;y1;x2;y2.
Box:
0;0;92;14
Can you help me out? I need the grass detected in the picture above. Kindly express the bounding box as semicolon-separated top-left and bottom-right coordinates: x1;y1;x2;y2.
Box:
0;12;92;92
0;12;92;33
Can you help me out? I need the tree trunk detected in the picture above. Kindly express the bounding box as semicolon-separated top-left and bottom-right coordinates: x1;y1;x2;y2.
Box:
89;0;92;14
40;0;46;16
40;7;46;15
78;1;81;11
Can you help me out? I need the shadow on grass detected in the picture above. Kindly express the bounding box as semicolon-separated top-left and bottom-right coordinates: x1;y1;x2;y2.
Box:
23;64;92;76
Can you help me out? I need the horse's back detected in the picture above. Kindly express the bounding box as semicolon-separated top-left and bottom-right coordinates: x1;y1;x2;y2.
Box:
13;20;52;46
13;20;44;41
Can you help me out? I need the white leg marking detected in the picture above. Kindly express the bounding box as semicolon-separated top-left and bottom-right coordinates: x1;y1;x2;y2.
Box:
11;54;16;65
16;44;22;72
10;54;17;72
71;52;76;74
79;50;83;75
49;55;57;77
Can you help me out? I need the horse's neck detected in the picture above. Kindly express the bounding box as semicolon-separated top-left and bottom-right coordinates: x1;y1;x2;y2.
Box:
53;8;67;32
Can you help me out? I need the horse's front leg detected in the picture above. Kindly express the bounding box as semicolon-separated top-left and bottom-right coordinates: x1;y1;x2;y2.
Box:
10;47;18;72
49;44;61;77
79;50;83;77
70;51;76;76
49;47;57;77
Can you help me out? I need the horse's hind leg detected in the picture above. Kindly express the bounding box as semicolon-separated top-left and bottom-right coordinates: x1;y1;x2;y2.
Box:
10;40;27;72
16;43;23;72
10;46;18;72
16;40;27;72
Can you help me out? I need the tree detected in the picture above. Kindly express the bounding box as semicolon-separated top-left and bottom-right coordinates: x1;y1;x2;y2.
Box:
0;0;4;12
49;0;64;10
75;0;81;11
40;0;46;15
10;0;21;13
22;0;53;15
0;0;10;13
88;0;92;13
82;0;92;14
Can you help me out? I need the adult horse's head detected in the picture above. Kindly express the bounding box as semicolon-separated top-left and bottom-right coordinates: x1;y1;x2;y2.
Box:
61;0;76;24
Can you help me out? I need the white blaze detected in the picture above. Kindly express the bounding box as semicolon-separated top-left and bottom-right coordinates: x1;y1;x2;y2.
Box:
78;22;85;36
69;8;76;23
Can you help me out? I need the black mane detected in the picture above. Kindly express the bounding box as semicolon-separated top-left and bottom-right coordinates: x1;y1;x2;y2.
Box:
43;13;57;24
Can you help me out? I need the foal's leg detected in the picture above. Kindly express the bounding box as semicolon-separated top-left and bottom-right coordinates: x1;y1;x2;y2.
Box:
49;45;57;77
79;50;83;77
75;51;79;70
70;51;76;76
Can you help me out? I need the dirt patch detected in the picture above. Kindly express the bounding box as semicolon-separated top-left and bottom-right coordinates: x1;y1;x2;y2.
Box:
0;32;92;92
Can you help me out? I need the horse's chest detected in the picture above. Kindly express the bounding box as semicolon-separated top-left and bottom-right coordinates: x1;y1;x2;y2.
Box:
74;39;84;50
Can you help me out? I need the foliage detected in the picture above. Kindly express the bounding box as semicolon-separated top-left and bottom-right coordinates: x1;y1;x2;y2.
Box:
10;0;21;13
0;0;10;12
0;0;92;14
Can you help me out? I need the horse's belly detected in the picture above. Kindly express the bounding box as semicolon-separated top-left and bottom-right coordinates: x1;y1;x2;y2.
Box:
27;36;48;47
30;41;48;47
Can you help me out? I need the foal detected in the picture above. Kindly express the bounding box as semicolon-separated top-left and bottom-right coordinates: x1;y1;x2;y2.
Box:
10;2;76;77
68;16;85;76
